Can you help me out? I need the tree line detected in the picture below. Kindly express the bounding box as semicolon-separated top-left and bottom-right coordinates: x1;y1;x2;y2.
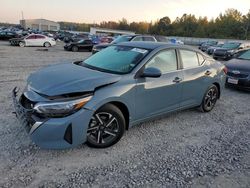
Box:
59;9;250;40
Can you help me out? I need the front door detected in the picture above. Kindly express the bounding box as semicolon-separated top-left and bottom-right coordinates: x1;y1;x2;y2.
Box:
135;49;183;120
25;35;36;46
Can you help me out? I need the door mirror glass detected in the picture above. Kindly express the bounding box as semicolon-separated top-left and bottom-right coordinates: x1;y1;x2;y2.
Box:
141;67;162;78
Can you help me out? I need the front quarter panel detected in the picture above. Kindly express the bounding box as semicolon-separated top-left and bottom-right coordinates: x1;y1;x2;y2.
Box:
84;76;136;124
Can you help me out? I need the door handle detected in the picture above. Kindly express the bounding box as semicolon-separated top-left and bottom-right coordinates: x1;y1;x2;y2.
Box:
205;70;212;76
173;77;182;83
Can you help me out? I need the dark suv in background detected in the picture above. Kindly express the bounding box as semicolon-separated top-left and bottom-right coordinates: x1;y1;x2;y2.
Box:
213;42;250;60
199;41;218;52
92;35;168;54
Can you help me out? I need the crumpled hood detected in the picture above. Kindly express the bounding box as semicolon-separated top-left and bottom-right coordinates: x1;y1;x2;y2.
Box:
27;62;121;96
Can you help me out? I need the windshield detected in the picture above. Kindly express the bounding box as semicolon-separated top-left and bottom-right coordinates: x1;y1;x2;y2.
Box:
82;45;149;74
237;50;250;60
222;43;240;49
78;39;84;43
111;35;133;44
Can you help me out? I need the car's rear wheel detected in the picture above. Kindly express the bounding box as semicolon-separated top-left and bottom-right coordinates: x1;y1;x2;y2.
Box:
72;46;78;52
44;42;51;48
200;85;219;112
86;104;125;148
19;42;25;47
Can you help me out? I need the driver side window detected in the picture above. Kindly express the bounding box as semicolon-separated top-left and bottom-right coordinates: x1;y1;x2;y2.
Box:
145;50;177;74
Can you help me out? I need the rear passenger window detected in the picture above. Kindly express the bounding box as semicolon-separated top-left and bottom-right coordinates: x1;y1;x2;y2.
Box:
132;37;143;41
143;37;155;42
26;35;36;39
180;50;199;68
146;50;177;74
36;35;45;39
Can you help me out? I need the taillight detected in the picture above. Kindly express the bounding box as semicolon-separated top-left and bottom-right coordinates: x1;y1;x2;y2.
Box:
223;66;228;74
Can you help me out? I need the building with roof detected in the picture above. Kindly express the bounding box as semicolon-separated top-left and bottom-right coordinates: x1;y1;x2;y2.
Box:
20;19;60;31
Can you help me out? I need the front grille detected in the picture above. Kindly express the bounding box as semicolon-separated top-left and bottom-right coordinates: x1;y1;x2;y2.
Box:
227;72;249;78
12;88;37;133
214;50;226;55
20;94;35;109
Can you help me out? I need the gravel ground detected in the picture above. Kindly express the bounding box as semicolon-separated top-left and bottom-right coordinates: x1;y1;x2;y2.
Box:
0;41;249;188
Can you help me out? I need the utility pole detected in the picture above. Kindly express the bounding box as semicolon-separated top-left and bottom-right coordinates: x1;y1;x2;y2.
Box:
21;11;24;20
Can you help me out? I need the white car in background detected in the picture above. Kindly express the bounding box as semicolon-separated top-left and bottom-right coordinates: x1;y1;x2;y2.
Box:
17;34;56;47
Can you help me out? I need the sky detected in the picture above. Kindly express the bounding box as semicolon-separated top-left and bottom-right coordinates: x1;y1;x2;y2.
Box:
1;0;250;24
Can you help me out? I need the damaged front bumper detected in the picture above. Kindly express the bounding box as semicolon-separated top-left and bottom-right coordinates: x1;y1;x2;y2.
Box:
12;87;94;149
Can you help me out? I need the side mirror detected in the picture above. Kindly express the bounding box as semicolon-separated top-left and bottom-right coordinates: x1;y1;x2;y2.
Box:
141;67;162;78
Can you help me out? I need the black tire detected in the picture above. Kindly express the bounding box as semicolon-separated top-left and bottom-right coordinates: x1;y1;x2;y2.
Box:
19;41;25;47
86;104;125;148
72;46;78;52
44;42;51;48
199;84;219;112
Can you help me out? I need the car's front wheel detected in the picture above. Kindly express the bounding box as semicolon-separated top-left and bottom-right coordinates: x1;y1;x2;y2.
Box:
72;46;78;52
200;84;219;112
19;42;25;47
86;104;125;148
44;42;51;48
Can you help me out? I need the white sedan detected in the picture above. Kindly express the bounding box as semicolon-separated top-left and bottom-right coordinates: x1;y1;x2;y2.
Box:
19;34;56;47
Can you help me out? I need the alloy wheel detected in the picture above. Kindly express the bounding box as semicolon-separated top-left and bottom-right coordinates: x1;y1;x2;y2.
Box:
87;112;119;145
204;87;217;111
19;42;25;47
44;42;51;48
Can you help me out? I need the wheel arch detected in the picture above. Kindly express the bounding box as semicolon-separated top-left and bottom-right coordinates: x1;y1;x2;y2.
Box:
44;41;51;47
212;82;221;99
96;101;130;130
109;101;130;130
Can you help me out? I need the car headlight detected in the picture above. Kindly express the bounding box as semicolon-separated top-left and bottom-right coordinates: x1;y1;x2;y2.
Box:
34;96;92;117
227;49;235;54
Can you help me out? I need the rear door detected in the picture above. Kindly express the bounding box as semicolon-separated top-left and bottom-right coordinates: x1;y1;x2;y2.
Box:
25;35;36;46
178;50;211;107
143;36;157;42
135;49;183;120
35;35;46;46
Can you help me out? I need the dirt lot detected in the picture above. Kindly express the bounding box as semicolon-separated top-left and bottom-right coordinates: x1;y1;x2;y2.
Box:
0;41;249;188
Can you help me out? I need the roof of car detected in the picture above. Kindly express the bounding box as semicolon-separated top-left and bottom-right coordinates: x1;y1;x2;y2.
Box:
117;41;197;51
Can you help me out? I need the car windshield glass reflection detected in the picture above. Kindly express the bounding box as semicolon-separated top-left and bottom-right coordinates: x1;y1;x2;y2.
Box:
222;43;240;49
82;46;148;74
111;36;132;44
238;50;250;60
78;39;84;43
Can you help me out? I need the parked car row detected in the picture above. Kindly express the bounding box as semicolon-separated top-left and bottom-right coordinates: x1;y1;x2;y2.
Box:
63;34;182;53
92;34;174;54
213;42;250;60
199;40;250;61
199;40;250;90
